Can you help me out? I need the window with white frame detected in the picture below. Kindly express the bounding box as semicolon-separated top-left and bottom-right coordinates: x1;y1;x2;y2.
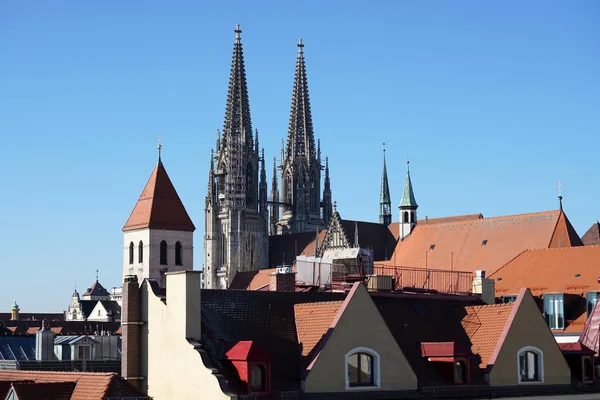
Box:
543;293;564;329
345;347;380;390
517;346;543;383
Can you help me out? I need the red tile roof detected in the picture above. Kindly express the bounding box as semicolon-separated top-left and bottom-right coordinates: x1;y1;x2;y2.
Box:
389;214;484;240
491;246;600;296
122;161;195;232
0;371;147;400
559;342;595;355
461;302;515;369
230;267;298;291
388;210;582;275
294;301;343;357
582;222;600;246
420;341;470;357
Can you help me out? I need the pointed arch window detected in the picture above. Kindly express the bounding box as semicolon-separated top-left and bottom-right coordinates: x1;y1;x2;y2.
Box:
175;241;183;266
138;241;143;263
160;240;168;265
246;163;254;207
285;174;293;205
128;242;134;265
403;211;409;223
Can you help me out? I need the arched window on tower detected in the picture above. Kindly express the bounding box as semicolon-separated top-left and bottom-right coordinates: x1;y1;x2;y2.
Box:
128;242;134;265
412;211;416;223
160;240;168;265
403;211;409;223
138;241;143;263
175;241;183;266
246;163;254;207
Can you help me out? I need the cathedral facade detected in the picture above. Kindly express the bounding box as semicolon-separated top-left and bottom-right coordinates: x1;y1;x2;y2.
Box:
203;26;333;289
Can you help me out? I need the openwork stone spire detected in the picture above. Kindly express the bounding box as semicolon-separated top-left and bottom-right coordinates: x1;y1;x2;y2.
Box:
223;24;253;151
285;38;316;164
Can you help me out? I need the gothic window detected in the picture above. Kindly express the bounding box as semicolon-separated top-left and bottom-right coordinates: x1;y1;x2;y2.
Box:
250;364;266;392
412;211;416;223
160;240;168;265
518;347;543;383
285;174;293;204
246;163;254;206
309;176;317;212
346;348;378;388
175;241;183;266
403;211;409;223
138;241;143;263
221;233;227;266
128;242;134;265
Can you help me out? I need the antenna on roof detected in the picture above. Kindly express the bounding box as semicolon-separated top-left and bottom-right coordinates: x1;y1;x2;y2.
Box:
557;180;563;211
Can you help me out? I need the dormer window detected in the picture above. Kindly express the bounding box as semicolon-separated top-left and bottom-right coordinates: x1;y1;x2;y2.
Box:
543;293;564;329
250;364;266;392
345;347;380;390
587;292;599;316
518;346;543;383
429;244;435;251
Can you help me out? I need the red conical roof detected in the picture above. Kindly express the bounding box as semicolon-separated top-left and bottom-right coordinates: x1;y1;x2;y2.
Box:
123;161;195;232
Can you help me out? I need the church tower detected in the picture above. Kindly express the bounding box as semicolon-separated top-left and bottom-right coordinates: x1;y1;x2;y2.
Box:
278;39;330;234
123;145;195;287
203;25;268;289
399;160;418;240
379;145;392;226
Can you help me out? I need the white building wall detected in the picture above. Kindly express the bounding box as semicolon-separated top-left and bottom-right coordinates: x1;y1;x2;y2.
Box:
124;229;193;287
140;271;228;400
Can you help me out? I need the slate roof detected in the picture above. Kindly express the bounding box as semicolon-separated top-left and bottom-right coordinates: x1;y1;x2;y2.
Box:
339;220;397;261
269;231;319;268
0;371;148;400
83;281;110;298
491;246;600;296
122;160;195;232
99;300;121;318
9;381;76;400
582;221;600;246
388;210;582;275
0;336;35;360
200;289;345;393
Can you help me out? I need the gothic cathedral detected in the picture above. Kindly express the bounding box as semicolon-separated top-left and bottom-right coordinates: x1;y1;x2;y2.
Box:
203;26;333;289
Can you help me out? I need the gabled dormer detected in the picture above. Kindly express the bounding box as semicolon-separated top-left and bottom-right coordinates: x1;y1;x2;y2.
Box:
225;340;273;395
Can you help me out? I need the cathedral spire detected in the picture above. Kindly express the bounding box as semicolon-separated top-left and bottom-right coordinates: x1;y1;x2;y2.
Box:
285;38;316;164
223;24;253;152
270;156;280;235
322;156;333;224
379;144;391;226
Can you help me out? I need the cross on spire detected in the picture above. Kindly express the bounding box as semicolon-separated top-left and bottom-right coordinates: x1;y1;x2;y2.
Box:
156;134;163;162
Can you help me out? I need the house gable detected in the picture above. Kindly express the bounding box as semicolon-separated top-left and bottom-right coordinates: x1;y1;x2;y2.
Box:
303;283;417;393
318;212;351;256
488;288;570;386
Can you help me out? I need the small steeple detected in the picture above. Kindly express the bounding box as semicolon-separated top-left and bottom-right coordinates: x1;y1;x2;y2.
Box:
11;301;19;321
322;156;333;224
379;143;392;226
399;159;418;208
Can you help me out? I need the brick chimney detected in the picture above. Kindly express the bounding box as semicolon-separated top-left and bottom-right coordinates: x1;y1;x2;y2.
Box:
122;275;143;389
269;266;296;292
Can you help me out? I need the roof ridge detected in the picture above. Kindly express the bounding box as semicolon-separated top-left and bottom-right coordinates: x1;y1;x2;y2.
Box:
417;209;560;229
465;302;513;310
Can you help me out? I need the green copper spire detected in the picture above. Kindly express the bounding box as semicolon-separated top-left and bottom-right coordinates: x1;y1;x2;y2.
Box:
379;144;391;226
399;160;418;208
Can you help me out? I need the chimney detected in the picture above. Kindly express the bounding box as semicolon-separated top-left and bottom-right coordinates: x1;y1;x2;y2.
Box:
472;270;495;304
11;302;19;321
122;274;142;388
165;271;201;339
269;266;296;292
35;320;55;360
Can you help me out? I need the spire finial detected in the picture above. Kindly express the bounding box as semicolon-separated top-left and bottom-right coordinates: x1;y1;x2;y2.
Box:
333;200;337;213
156;134;163;162
406;155;410;172
557;180;563;211
96;269;99;282
298;38;304;53
235;24;242;42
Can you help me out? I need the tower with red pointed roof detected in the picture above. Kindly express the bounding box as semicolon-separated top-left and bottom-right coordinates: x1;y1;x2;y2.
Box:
123;145;195;286
203;25;269;289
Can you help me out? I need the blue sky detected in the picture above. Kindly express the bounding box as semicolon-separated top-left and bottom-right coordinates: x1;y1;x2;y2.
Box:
1;1;598;312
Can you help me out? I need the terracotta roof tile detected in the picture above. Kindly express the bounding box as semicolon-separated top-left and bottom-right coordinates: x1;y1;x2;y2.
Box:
123;161;195;232
389;210;581;275
559;342;595;355
0;371;147;400
460;303;514;369
294;301;343;357
300;230;327;257
389;214;484;240
491;246;600;296
582;222;600;246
